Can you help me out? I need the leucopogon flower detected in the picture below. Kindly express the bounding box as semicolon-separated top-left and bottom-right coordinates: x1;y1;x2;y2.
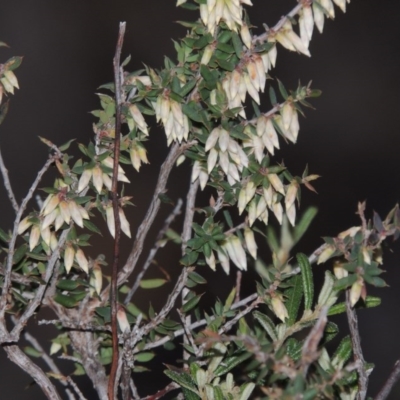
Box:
153;94;189;144
78;156;130;193
0;69;19;104
199;0;253;35
105;203;131;239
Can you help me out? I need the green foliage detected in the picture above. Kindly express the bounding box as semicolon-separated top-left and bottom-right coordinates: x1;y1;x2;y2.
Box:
1;1;399;399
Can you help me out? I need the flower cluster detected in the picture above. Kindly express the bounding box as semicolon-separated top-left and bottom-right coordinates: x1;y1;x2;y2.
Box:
78;156;130;193
198;0;253;35
202;126;249;186
18;186;90;252
153;93;189;144
221;52;272;118
0;69;19;104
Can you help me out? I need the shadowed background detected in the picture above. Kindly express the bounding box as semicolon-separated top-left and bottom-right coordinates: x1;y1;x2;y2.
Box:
1;0;400;398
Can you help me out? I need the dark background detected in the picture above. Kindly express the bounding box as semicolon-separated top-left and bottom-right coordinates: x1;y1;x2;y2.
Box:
1;0;400;398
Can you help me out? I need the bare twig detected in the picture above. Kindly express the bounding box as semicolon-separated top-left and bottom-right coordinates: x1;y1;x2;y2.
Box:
234;271;242;304
116;140;195;288
0;263;37;285
346;290;369;400
0;146;19;213
10;229;70;340
139;382;179;400
3;344;62;399
124;198;183;305
66;376;88;400
178;309;199;356
108;21;126;400
0;155;56;328
375;359;400;400
301;306;328;375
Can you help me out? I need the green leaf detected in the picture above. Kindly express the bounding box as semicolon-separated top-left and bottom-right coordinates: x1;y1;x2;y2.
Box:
54;293;79;308
24;346;43;358
277;79;289;100
297;253;314;310
293;207;317;244
140;279;167;289
56;279;80;291
182;103;204;123
5;56;23;71
0;226;9;243
13;243;28;264
182;293;203;313
231;32;243;58
188;271;207;285
58;139;75;152
285;274;303;326
164;370;198;394
82;220;102;235
332;336;352;368
136;352;155;362
269;86;277;106
253;311;277;341
214;352;252;376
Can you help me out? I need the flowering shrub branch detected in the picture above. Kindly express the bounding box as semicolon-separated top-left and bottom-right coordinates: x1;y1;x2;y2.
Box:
0;1;399;399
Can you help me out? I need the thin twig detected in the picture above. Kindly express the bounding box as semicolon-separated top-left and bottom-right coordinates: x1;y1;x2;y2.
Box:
124;198;183;305
375;359;400;400
234;271;242;304
66;377;88;400
116;140;195;288
0;146;19;213
178;309;199;356
139;382;179;400
108;20;126;400
10;229;70;340
3;344;62;399
0;155;56;328
346;290;369;400
181;179;199;364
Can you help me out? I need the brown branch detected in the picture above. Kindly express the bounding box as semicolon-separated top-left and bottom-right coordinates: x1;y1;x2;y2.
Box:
139;382;179;400
108;21;126;400
124;198;183;305
0;146;19;213
2;344;62;399
375;359;400;400
346;290;369;400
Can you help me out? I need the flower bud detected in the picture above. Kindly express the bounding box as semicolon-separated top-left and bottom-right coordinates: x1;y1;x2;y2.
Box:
317;245;335;265
75;248;89;274
64;245;75;273
350;279;363;307
18;216;33;235
244;228;257;259
29;225;41;251
117;306;130;333
119;208;131;238
271;296;288;322
240;23;252;49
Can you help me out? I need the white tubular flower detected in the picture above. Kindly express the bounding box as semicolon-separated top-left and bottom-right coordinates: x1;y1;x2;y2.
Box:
333;262;348;280
264;118;280;153
271;295;288;322
285;28;311;57
240;23;252;49
41;209;59;230
75;248;89;274
130;141;149;172
285;182;298;211
207;148;218;173
117;306;130;333
206;251;216;271
320;0;335;19
248;198;257;227
223;235;247;271
333;0;347;13
18;216;33;235
350;279;363;307
244;227;257;259
268;174;285;195
243;73;260;104
299;6;314;47
92;165;103;193
106;205;115;238
263;185;274;208
256;195;267;219
50;232;58;252
253;55;267;92
286;203;296;226
218;128;230;152
78;168;92;192
199;168;209;190
69;201;83;228
102;173;112;191
29;225;41;251
129;104;148;135
217;248;230;274
119;208;131;238
201;44;214;65
246;59;260;92
272;202;283;225
191;160;202;183
259;207;269;225
281;103;294;130
42;194;60;216
59;201;71;225
317;245;335;264
313;2;325;33
288;108;300;143
91;263;103;296
205;127;221;152
41;226;51;247
64;245;75;273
